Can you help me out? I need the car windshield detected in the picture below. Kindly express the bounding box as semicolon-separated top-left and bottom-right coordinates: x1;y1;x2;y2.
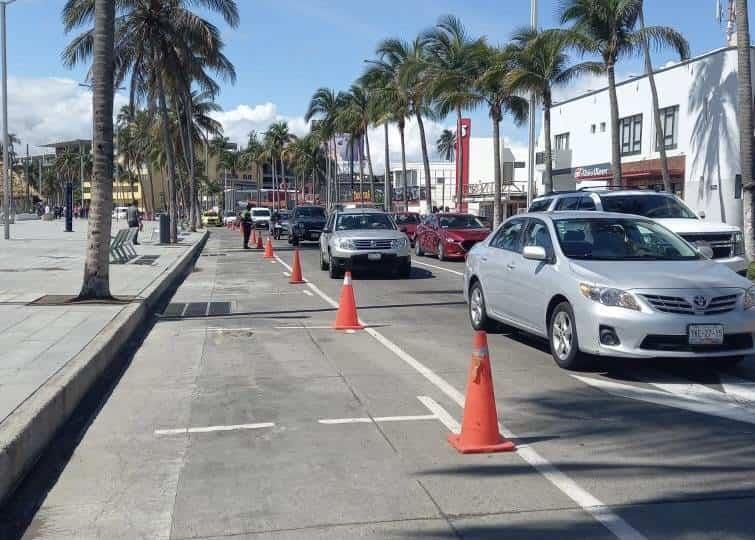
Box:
439;215;485;229
279;212;290;220
295;207;326;218
554;218;700;261
204;211;217;217
336;213;395;231
223;211;235;217
395;214;419;224
599;194;697;219
528;199;552;212
253;210;270;217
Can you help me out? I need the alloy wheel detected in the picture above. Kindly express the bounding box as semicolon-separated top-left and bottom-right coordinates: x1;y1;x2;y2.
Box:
551;311;573;361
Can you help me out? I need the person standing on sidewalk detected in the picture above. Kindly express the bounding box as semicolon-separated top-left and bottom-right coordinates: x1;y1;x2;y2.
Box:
127;201;141;245
241;203;253;249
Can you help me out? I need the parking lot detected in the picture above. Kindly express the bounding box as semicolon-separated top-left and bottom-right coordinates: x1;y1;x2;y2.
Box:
4;228;755;540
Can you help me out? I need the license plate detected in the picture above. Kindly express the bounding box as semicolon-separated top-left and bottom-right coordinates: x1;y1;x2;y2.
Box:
367;253;382;261
688;324;724;345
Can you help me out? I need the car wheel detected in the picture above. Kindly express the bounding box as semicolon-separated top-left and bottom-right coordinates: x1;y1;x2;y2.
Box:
716;356;745;369
320;250;329;270
328;255;342;279
415;239;424;256
438;242;446;261
396;260;411;279
468;281;495;332
548;302;590;370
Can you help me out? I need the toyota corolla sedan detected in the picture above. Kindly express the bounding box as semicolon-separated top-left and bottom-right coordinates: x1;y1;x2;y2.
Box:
464;211;755;370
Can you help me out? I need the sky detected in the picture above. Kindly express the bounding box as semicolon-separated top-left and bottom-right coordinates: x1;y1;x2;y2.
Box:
1;0;748;170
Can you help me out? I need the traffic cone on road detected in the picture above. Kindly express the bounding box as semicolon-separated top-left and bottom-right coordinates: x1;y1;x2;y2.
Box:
289;249;305;284
447;331;516;454
333;271;364;330
252;228;258;245
264;236;275;259
256;231;264;250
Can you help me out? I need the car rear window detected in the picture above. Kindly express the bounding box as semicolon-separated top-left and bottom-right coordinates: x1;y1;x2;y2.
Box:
395;214;419;224
528;199;552;212
253;210;270;217
295;207;326;218
599;194;696;219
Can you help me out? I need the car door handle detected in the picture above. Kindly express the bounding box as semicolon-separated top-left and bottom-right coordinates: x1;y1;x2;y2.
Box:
506;263;516;270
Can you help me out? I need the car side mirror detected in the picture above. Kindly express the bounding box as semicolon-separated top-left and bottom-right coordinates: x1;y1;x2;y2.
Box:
697;245;714;259
523;245;548;261
698;211;706;219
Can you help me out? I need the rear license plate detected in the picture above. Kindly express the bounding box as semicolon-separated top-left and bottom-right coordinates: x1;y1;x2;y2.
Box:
367;253;382;261
688;324;724;345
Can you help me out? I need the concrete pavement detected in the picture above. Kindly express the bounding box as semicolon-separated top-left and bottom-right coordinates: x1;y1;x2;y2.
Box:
3;228;755;539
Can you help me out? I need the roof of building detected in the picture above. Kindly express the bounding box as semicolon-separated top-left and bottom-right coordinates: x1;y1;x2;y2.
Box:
41;139;91;148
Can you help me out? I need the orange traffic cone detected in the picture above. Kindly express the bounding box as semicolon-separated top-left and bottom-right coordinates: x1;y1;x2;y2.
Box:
252;228;258;245
263;236;275;259
332;271;363;330
447;331;516;454
256;231;264;250
289;248;305;284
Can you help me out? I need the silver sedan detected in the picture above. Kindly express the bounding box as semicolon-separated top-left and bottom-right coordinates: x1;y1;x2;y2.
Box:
464;211;755;370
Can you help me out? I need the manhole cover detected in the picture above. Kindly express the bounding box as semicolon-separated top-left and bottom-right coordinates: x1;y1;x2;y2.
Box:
28;295;141;306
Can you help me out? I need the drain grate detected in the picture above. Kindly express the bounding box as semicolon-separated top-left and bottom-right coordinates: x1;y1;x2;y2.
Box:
132;255;160;266
161;301;232;318
201;253;228;257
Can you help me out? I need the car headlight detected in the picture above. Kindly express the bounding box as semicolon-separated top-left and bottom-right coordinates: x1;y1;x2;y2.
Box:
579;283;640;311
744;287;755;310
734;231;745;256
391;238;408;249
445;237;458;243
338;239;356;250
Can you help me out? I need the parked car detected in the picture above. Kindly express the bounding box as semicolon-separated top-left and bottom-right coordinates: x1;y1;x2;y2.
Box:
465;211;755;370
288;205;327;245
393;212;421;247
272;210;291;240
251;207;271;229
201;210;222;227
415;213;491;261
529;189;747;274
222;210;237;225
320;208;411;279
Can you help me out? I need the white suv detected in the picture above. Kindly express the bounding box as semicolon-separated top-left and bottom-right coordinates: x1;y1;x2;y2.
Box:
251;207;271;229
529;190;747;274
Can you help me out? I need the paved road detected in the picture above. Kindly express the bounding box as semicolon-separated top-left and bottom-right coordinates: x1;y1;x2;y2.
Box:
3;228;755;539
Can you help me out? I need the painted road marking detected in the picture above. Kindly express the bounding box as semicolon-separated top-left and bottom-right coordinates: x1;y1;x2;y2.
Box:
303;290;314;296
155;422;275;436
273;254;645;540
319;414;437;425
720;373;755;405
412;260;464;277
283;271;291;277
417;395;461;432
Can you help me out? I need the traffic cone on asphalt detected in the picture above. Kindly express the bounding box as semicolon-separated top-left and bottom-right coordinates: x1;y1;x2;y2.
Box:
264;236;275;259
289;249;305;284
447;331;516;454
333;271;364;330
252;228;258;245
256;231;264;250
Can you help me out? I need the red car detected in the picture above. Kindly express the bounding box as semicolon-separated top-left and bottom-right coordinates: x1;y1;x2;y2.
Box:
393;212;420;246
415;213;491;261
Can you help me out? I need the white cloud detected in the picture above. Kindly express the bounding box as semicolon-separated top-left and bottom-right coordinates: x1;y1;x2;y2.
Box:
210;102;309;145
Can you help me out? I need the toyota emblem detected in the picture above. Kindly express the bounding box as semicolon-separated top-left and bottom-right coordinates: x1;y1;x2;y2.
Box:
693;295;708;308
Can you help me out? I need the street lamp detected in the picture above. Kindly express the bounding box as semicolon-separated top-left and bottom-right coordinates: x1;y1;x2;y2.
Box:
1;0;15;240
526;0;538;209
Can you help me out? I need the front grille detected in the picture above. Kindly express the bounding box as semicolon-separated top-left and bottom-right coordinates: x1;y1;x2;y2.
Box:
642;293;739;315
353;239;393;250
640;333;752;353
680;233;734;259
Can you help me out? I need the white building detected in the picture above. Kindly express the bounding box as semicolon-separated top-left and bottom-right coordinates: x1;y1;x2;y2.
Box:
537;46;751;228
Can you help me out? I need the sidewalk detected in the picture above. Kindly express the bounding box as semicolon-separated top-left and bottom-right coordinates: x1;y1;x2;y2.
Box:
0;218;207;504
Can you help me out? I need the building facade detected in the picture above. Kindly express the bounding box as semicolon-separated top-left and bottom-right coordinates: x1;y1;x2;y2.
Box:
537;46;752;228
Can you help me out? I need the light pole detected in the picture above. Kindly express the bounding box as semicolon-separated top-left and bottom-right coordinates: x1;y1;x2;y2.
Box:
526;0;538;209
1;0;15;240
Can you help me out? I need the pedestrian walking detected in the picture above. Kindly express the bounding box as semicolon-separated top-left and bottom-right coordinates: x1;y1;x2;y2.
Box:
241;203;253;249
127;200;141;245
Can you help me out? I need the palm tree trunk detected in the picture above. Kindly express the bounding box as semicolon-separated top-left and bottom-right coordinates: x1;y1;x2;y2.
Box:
364;123;376;204
383;123;391;212
416;112;432;214
607;64;623;187
147;163;156;217
358;138;365;207
737;0;755;260
332;136;339;205
281;157;287;209
271;156;277;210
155;71;178;243
183;93;198;230
492;113;502;228
640;8;671;192
544;92;554;194
399;121;408;213
78;0;114;299
456;107;463;211
349;137;355;202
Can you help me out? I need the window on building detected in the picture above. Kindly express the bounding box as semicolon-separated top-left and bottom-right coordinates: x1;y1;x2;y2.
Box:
535;152;545;165
600;122;606;132
619;114;642;155
656;105;679;151
590;124;596;134
554;133;570;150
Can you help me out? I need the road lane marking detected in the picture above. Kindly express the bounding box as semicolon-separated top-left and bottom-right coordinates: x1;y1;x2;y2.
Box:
283;253;645;540
573;375;755;425
412;260;464;277
155;422;275;436
319;414;437;425
417;396;461;432
283;271;291;277
303;289;314;296
720;373;755;405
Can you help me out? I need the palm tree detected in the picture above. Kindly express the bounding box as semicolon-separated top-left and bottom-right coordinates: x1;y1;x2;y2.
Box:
264;121;295;209
242;131;265;206
360;68;394;211
736;0;755;260
505;28;602;194
560;0;689;187
474;45;529;227
436;129;456;161
424;15;487;211
63;0;239;243
341;83;379;204
305;88;345;209
75;0;114;300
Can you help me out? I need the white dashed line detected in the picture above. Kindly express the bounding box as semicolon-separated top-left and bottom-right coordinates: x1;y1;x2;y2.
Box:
417;395;461;432
412;259;464;277
155;422;275;436
318;414;437;425
303;289;314;296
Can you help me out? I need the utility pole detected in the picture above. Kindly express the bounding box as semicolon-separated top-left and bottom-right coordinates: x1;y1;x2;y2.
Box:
1;0;15;239
526;0;538;209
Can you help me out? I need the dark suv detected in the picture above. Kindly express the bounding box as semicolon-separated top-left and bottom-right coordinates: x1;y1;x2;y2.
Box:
288;205;327;245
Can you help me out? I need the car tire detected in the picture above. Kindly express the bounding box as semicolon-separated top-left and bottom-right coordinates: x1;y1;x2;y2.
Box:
396;260;411;279
716;356;745;369
328;255;342;279
548;302;591;370
468;281;495;332
415;239;424;257
320;250;329;270
438;242;446;261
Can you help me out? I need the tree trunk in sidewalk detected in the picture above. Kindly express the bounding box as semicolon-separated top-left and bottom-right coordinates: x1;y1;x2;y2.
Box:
398;120;408;213
492;113;502;228
543;91;554;194
156;72;178;243
416;112;432;214
607;65;623;187
384;123;391;212
737;0;755;260
364;125;376;204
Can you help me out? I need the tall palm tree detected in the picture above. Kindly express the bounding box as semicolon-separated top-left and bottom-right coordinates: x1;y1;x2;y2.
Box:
360;68;394;211
264;121;295;209
75;0;114;300
305;88;345;209
436;129;456;161
505;28;603;194
341;83;379;204
424;15;487;211
474;45;529;227
560;0;689;187
736;0;755;259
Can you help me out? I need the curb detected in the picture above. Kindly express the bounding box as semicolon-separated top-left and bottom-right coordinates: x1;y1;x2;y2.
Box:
0;231;209;506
